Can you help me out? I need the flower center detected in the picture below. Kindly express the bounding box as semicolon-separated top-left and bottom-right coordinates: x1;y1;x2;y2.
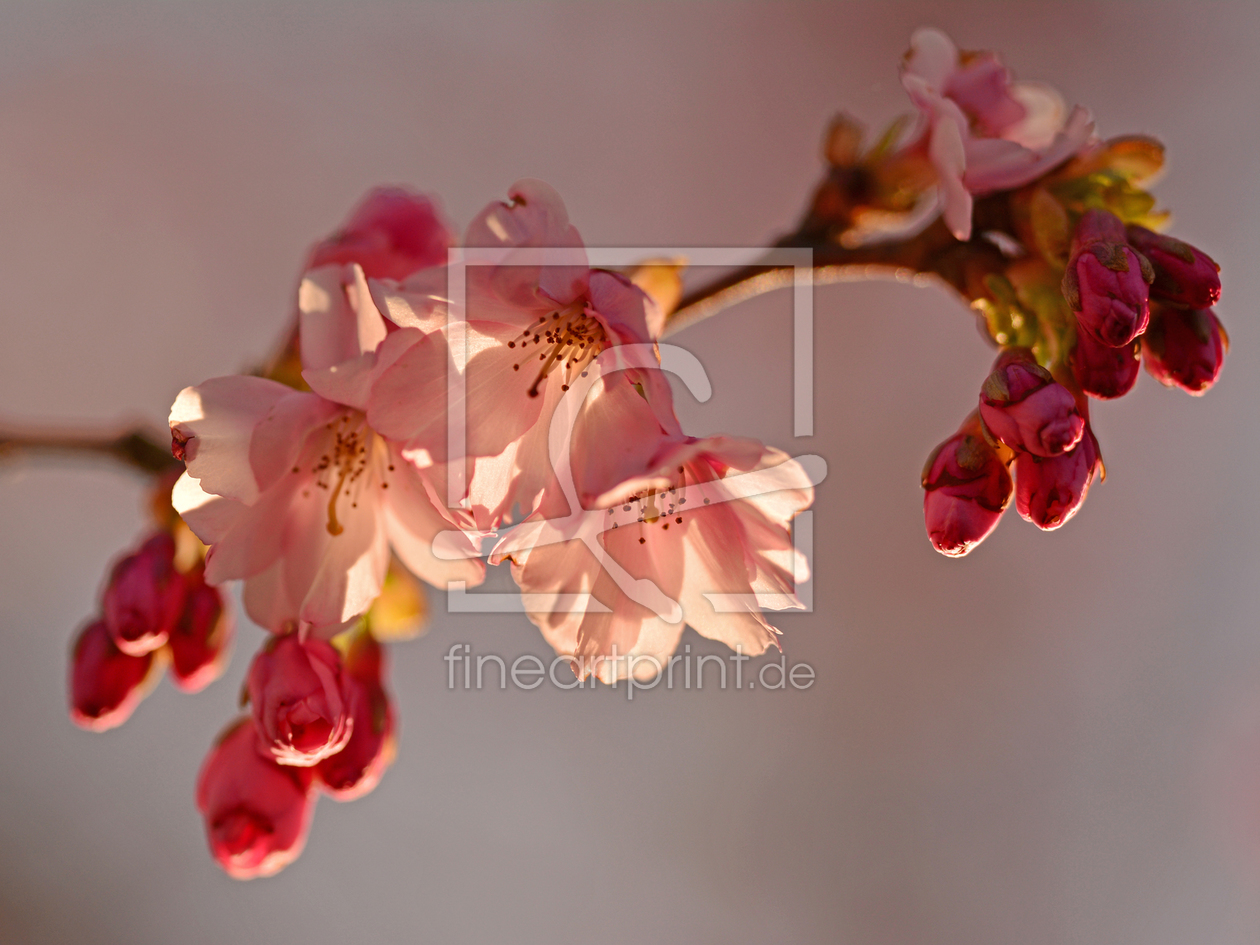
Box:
507;301;608;398
298;412;393;536
603;467;705;544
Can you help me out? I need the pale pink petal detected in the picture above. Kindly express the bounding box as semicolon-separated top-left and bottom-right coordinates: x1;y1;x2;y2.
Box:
568;372;677;508
1006;82;1069;150
249;391;342;495
369;266;453;333
465;179;589;306
964;105;1094;193
929;107;973;241
170;376;293;504
382;448;486;588
298;264;388;375
240;559;302;633
587;270;655;345
265;457;389;630
903;27;958;88
299;502;390;629
367;326;544;460
202;469;307;585
302;352;378;413
171;471;246;546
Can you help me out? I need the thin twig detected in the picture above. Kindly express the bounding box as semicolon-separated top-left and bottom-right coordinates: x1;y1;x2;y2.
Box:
664;217;1000;337
0;424;179;476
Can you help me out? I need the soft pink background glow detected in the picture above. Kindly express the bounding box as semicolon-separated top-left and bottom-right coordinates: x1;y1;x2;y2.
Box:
2;3;1259;942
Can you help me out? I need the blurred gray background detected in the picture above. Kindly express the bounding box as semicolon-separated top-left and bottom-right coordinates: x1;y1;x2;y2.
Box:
2;2;1259;942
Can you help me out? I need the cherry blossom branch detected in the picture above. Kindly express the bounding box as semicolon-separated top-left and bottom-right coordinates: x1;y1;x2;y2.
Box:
0;424;178;475
664;215;1001;338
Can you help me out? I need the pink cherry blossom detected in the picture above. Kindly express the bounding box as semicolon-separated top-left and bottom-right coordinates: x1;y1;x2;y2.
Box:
492;434;818;683
365;179;675;527
900;27;1095;240
170;262;484;635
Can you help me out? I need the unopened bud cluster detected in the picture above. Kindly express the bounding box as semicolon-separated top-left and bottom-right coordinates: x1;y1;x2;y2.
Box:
69;474;231;730
892;32;1229;557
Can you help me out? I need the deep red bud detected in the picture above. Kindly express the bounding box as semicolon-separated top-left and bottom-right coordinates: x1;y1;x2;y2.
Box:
921;417;1013;557
196;719;316;880
1126;225;1221;308
69;620;156;731
1141;304;1228;395
168;564;232;693
248;633;353;767
1071;330;1141;400
316;633;395;801
978;349;1085;456
1014;427;1102;530
102;533;186;657
307;187;451;281
1062;210;1153;347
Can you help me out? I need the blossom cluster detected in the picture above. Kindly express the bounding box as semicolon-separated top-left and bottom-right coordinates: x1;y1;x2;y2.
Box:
69;474;231;731
63;27;1227;880
73;182;816;877
893;29;1228;556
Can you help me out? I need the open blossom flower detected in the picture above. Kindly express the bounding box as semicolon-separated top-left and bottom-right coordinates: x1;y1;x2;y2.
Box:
901;27;1094;240
493;434;817;683
196;718;316;880
978;348;1084;456
366;179;674;526
170;263;484;634
315;631;395;801
68;620;159;732
307;186;453;282
1142;304;1228;395
1062;209;1154;347
1014;426;1102;530
248;633;352;766
102;532;186;657
921;414;1013;557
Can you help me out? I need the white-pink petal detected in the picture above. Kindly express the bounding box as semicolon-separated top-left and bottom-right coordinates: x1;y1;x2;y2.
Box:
170;376;294;504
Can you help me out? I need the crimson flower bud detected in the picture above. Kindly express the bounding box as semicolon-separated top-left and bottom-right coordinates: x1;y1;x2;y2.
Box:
68;619;157;731
196;719;316;880
248;633;353;767
921;416;1013;557
1125;225;1221;308
102;533;187;657
316;633;396;801
1014;427;1102;530
1141;304;1228;395
978;348;1084;456
307;187;450;281
1062;209;1154;347
1071;330;1140;400
168;564;232;693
